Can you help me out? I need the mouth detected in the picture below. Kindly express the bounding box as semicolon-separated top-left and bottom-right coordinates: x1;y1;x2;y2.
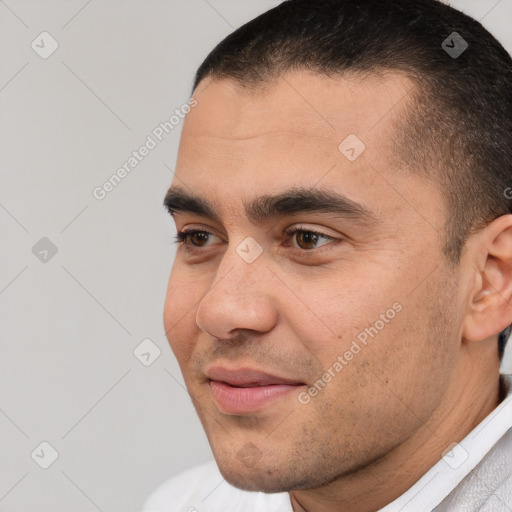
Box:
205;366;305;415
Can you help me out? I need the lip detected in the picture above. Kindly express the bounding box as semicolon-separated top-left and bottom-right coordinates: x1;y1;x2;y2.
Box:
206;366;305;415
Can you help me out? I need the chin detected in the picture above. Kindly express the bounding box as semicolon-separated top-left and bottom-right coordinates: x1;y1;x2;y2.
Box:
214;454;319;494
218;465;290;493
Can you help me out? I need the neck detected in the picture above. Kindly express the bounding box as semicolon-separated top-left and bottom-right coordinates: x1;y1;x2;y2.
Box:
289;343;502;512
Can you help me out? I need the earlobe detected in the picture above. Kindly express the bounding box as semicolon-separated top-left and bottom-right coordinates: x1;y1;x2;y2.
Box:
461;215;512;343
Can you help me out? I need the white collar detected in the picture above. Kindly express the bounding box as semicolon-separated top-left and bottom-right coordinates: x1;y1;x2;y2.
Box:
376;374;512;512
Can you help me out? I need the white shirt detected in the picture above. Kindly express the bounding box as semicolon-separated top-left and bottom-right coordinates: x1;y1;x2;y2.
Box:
143;374;512;512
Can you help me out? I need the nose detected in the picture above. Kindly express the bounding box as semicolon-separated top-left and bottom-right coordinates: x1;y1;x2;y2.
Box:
195;246;278;340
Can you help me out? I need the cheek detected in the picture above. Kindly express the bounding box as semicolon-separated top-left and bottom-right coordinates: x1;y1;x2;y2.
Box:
163;271;201;363
293;273;428;414
295;278;398;362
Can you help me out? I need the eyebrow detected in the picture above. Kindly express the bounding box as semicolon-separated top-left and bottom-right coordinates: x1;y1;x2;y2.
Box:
163;186;379;227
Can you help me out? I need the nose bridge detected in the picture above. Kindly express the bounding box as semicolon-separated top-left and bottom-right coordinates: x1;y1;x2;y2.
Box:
195;240;277;338
208;234;268;297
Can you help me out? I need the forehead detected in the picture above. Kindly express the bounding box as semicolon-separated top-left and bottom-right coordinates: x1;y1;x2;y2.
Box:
173;71;443;230
187;70;415;139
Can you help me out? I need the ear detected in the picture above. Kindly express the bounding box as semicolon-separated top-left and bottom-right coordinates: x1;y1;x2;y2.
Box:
462;214;512;342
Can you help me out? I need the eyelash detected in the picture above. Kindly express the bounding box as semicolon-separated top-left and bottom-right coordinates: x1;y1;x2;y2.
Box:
172;226;339;253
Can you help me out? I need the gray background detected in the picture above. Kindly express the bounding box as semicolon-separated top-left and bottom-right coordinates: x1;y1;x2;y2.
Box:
1;1;511;511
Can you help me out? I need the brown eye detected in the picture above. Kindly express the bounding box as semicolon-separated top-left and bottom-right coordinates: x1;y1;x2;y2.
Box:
295;231;321;250
174;230;216;248
189;231;210;246
286;227;336;251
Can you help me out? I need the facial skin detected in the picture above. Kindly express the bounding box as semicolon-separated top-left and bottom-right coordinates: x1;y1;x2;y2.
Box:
163;71;512;512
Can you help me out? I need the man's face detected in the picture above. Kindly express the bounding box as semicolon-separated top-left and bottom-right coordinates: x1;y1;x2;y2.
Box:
163;71;464;492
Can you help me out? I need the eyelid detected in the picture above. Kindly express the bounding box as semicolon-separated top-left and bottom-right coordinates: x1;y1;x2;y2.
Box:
174;224;343;253
283;225;340;252
174;227;224;246
174;224;339;241
284;224;338;240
